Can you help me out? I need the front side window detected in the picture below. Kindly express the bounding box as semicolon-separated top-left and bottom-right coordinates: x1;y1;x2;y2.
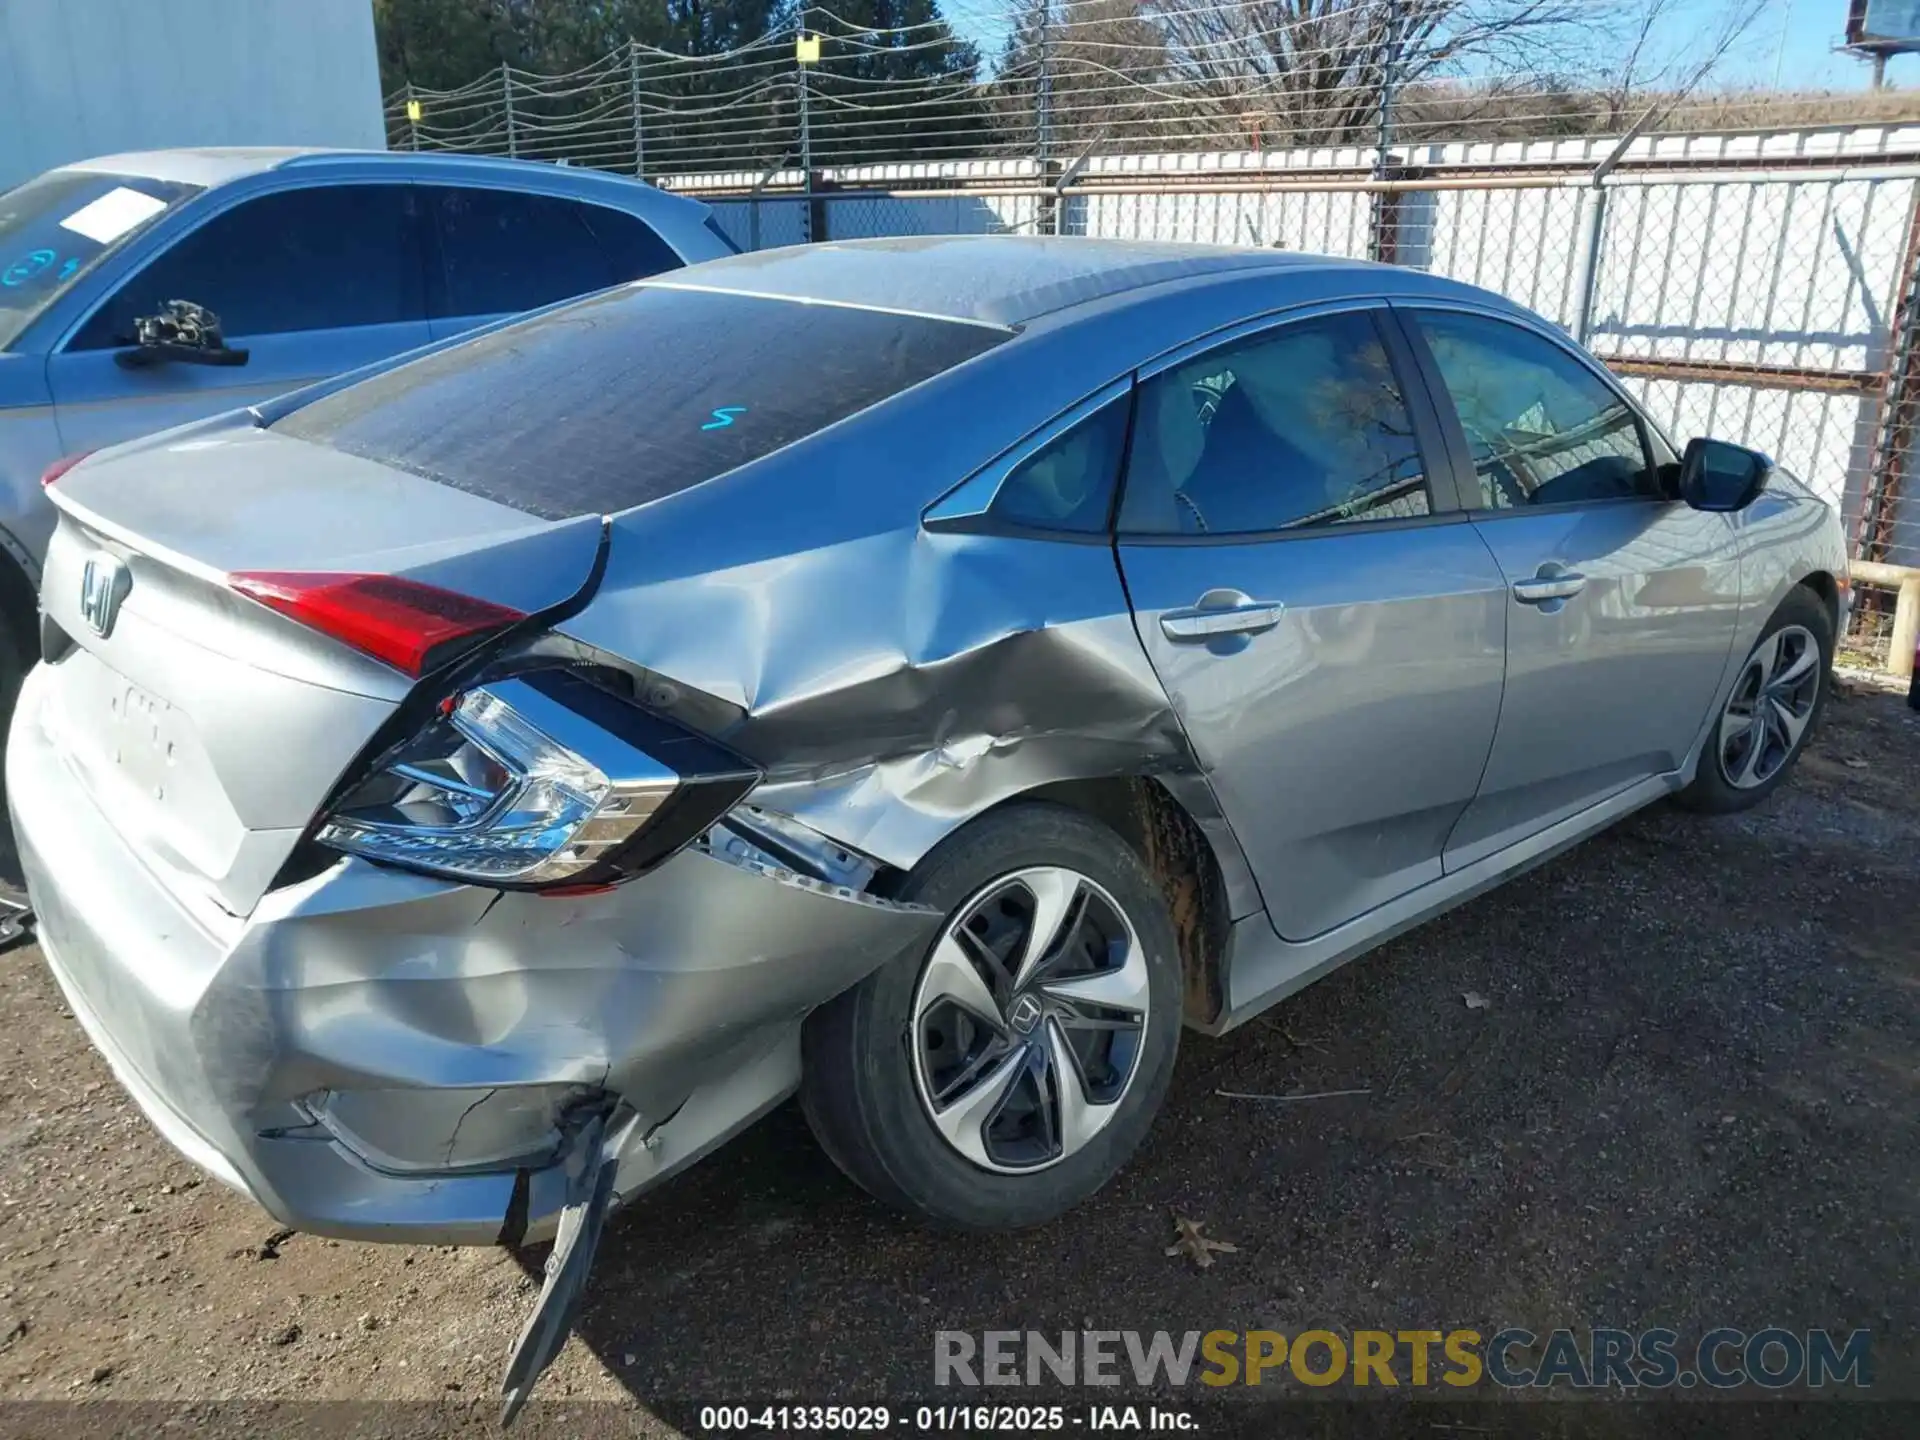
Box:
72;184;423;348
1119;309;1431;536
0;170;199;349
989;395;1130;534
1411;309;1663;509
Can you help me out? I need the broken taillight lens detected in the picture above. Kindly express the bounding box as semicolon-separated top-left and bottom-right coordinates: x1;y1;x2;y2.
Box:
228;571;525;677
314;670;759;889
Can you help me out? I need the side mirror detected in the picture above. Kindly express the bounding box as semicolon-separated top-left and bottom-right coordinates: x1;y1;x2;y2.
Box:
114;299;249;370
1678;437;1771;513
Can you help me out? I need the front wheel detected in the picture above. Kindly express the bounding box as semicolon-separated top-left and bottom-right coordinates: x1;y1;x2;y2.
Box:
801;803;1182;1231
1676;586;1832;814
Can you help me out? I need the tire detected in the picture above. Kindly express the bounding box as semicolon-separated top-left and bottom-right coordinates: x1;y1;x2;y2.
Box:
1676;585;1832;815
801;802;1182;1231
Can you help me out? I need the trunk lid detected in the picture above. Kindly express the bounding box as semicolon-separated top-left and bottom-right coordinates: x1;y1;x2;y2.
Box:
34;420;603;918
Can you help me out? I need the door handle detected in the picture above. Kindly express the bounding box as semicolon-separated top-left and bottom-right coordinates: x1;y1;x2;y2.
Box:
1160;594;1286;642
1512;570;1587;605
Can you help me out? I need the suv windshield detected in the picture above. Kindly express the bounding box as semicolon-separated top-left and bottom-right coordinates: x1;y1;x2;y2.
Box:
0;170;200;349
274;284;1008;519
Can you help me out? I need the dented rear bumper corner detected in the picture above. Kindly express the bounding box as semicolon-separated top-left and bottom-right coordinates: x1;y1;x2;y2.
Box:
10;665;938;1244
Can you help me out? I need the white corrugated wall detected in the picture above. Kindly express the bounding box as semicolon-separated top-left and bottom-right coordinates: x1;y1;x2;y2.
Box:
0;0;385;191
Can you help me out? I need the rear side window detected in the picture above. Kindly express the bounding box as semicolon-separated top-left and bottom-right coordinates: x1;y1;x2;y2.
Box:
73;184;423;347
274;285;1007;519
428;187;678;319
990;396;1130;534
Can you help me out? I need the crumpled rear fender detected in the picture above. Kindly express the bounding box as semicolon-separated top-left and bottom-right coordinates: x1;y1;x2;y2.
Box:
558;510;1262;917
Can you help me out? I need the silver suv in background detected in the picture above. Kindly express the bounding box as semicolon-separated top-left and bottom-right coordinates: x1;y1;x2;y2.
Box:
0;147;736;707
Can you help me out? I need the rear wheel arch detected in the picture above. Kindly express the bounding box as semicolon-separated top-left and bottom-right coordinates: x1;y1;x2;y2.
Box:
0;534;39;704
1796;569;1840;634
989;776;1235;1029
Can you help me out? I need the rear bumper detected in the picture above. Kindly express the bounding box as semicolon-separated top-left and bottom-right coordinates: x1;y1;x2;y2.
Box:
10;662;938;1244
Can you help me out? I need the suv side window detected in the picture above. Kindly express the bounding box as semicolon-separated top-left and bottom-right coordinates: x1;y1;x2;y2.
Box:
428;188;679;319
990;394;1130;534
70;184;424;349
1118;309;1432;535
1411;309;1664;509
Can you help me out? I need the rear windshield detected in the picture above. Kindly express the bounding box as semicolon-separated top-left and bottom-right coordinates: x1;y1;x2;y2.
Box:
0;171;201;349
274;284;1007;519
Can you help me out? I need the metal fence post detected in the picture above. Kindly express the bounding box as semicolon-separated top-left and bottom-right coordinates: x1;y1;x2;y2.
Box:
797;26;819;242
1569;187;1609;343
1369;0;1403;263
502;63;518;158
404;83;420;151
1038;1;1060;235
1858;189;1920;567
630;42;646;179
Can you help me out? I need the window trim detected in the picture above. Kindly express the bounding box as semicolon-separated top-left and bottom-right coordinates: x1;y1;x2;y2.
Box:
1114;299;1462;545
1388;299;1680;519
54;175;429;353
922;377;1135;544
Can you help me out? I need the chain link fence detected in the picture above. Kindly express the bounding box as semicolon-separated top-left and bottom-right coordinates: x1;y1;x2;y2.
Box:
389;33;1920;674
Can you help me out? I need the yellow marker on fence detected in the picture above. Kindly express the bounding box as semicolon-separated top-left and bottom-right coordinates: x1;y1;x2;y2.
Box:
795;32;820;64
405;98;422;123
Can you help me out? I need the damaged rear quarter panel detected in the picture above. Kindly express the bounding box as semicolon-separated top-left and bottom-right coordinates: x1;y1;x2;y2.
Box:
555;368;1261;918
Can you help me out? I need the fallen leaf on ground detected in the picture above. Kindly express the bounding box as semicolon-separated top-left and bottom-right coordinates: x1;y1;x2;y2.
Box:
1842;757;1870;769
1165;1216;1237;1269
1463;992;1490;1011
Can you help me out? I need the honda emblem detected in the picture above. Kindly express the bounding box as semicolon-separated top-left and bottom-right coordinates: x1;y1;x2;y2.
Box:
79;555;130;638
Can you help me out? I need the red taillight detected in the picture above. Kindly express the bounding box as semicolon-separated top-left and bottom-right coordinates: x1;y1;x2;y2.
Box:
40;451;95;488
228;571;526;677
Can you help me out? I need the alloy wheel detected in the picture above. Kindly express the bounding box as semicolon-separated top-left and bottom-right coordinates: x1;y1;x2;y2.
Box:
909;866;1149;1174
1718;623;1821;790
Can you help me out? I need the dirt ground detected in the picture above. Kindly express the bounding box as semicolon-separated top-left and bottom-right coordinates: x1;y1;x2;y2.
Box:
0;679;1915;1433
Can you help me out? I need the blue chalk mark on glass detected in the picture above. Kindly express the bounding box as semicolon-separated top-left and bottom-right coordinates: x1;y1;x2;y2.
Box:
702;406;747;431
1;249;57;288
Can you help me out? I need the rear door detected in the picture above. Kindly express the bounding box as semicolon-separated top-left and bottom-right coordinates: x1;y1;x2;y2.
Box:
1395;305;1743;870
46;183;431;454
1114;304;1510;942
422;186;683;341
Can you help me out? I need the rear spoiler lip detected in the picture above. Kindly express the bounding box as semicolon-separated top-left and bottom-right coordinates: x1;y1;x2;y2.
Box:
47;487;229;588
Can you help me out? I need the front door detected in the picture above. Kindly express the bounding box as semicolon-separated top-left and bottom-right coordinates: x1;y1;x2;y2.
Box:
1115;305;1509;942
1396;305;1744;870
47;183;431;454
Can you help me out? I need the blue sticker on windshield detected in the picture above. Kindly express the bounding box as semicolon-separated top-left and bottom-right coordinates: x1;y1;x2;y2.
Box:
702;406;747;431
1;249;57;288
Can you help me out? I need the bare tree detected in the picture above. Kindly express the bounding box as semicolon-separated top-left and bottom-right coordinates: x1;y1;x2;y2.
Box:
1139;0;1608;148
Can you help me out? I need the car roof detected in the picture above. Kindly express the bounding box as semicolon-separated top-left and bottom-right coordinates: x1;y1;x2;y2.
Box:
652;234;1431;327
52;148;709;215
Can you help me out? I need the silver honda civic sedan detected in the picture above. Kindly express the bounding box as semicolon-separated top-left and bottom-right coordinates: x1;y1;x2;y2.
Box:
12;236;1845;1402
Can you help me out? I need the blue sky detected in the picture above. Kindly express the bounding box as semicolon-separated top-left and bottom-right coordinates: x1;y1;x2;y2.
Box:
946;0;1913;91
1713;0;1913;88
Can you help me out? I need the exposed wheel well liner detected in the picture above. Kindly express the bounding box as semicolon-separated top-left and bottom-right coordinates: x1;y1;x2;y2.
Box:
1013;777;1232;1027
